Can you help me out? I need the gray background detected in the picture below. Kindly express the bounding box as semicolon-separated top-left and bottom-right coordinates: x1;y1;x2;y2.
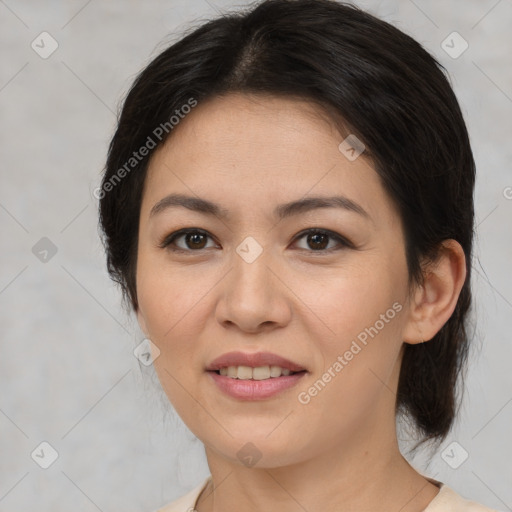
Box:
0;1;511;511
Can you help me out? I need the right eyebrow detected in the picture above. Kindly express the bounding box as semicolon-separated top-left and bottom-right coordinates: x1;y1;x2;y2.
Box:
150;194;230;219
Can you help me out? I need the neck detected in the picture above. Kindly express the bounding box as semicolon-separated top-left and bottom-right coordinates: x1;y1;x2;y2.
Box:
197;413;439;512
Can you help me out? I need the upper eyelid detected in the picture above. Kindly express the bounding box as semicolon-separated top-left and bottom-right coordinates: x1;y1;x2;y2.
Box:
293;228;352;248
159;228;216;248
160;228;353;250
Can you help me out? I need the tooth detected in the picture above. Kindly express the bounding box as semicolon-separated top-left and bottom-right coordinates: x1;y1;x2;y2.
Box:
270;365;282;378
237;365;253;379
252;366;270;380
220;365;295;379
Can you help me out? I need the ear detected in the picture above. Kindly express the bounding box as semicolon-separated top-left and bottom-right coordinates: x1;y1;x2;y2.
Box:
402;239;467;344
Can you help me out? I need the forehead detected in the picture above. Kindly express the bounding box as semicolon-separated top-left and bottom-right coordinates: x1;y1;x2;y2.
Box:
142;93;397;227
147;93;351;176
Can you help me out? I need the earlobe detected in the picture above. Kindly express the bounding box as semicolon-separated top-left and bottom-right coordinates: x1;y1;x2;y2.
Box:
403;239;467;344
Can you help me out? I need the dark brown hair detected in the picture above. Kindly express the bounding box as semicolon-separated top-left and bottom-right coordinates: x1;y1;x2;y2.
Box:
98;0;476;450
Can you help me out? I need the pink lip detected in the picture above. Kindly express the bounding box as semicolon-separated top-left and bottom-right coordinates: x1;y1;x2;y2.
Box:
208;371;307;400
205;351;307;400
205;351;306;372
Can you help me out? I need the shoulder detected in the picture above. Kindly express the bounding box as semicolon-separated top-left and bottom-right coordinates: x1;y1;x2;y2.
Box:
425;482;501;512
152;476;501;512
153;476;211;512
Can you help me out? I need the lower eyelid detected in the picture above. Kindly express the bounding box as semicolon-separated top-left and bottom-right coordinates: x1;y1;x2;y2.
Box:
294;232;350;251
161;229;352;252
167;232;217;250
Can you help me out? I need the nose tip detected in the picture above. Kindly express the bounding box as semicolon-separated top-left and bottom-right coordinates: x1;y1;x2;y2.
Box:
215;248;292;333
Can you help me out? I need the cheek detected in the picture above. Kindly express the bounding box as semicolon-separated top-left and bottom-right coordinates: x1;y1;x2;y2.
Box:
294;298;404;443
303;262;406;400
136;253;211;341
135;256;221;411
307;259;406;342
136;264;209;418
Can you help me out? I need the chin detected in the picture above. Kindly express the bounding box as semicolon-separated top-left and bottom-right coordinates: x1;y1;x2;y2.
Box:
201;427;312;469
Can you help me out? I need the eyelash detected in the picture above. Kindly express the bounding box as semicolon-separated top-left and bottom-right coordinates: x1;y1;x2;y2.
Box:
158;228;354;254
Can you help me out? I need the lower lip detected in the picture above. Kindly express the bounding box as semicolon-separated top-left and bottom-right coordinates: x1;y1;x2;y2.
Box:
208;371;307;400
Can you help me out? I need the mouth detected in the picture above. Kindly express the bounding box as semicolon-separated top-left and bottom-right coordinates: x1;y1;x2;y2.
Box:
205;351;308;400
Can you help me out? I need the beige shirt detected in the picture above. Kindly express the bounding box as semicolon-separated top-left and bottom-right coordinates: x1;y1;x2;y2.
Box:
155;475;500;512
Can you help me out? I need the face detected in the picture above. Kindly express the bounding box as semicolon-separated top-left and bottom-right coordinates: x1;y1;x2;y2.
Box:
136;93;414;468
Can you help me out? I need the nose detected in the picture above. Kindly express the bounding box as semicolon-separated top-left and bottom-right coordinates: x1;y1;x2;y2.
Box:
215;246;292;334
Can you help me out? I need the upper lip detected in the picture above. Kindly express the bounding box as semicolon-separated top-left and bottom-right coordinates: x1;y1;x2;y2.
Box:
206;351;306;372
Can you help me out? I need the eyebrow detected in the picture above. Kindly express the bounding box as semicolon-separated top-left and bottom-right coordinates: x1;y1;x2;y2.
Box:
149;193;371;222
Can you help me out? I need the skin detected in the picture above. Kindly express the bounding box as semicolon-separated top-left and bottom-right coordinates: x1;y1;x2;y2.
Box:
136;93;467;512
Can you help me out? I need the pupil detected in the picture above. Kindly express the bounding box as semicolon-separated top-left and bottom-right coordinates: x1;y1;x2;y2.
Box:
187;232;206;249
308;232;328;250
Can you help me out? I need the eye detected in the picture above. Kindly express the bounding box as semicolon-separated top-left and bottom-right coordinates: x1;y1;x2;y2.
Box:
293;228;353;252
158;228;217;252
159;227;353;254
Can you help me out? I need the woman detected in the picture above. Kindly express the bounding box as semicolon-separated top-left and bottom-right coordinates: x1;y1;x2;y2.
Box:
98;0;499;510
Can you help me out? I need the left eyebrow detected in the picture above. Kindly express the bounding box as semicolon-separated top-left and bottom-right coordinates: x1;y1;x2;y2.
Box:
274;195;371;222
149;193;372;223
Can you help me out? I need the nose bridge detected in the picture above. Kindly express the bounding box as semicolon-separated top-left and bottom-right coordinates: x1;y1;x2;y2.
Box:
216;236;291;331
230;238;274;303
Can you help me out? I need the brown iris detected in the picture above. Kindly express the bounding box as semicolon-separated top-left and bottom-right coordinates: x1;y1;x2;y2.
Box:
307;232;329;250
186;232;208;249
